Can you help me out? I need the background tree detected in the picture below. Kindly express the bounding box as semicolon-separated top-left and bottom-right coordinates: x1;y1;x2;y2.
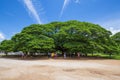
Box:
0;40;14;55
111;32;120;54
12;24;55;56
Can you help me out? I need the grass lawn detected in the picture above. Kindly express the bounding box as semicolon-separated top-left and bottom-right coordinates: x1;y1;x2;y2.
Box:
88;53;120;60
112;54;120;60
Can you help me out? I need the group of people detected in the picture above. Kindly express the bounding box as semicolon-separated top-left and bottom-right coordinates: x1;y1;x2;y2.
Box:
48;52;58;58
20;52;81;59
48;52;81;59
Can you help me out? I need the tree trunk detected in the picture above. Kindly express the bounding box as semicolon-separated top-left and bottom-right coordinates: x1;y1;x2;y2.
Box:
109;53;112;59
62;51;64;56
85;53;88;57
5;52;8;56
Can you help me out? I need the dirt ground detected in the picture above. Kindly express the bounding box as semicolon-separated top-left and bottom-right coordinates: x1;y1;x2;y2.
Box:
0;58;120;80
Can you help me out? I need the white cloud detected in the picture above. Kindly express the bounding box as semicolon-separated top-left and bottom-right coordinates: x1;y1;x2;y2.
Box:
23;0;42;24
0;32;5;41
109;27;120;35
60;0;71;17
60;0;80;17
74;0;80;4
98;19;120;35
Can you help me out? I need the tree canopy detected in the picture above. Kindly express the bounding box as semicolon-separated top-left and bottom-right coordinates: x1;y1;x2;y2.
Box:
0;20;119;56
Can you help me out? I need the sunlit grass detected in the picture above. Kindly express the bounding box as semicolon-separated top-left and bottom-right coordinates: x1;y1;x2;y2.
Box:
88;53;120;60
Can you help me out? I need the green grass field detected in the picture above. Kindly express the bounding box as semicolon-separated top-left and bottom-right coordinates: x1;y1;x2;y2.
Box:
88;53;120;60
112;54;120;60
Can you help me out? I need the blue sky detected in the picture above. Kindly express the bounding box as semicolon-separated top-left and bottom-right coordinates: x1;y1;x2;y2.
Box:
0;0;120;41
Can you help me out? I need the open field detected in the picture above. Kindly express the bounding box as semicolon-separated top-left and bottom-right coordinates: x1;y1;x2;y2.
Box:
0;58;120;80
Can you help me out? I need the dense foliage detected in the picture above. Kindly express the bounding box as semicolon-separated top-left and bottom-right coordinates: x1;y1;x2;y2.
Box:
0;20;119;56
111;32;120;54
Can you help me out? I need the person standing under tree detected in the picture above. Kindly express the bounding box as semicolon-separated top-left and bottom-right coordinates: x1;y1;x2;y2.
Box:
64;52;66;59
48;52;51;58
77;52;80;58
51;52;55;58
